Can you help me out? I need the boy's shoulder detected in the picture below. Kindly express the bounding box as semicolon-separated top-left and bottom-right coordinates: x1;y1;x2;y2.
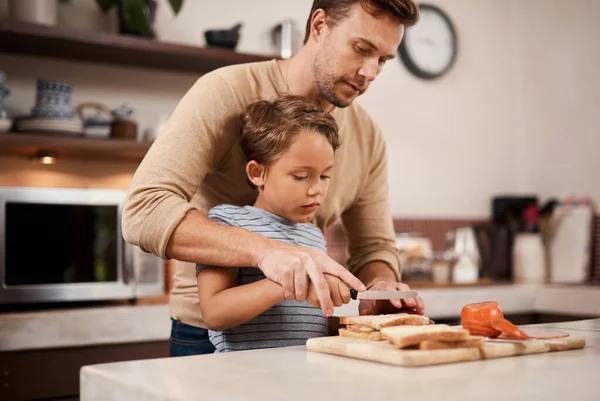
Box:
207;204;246;226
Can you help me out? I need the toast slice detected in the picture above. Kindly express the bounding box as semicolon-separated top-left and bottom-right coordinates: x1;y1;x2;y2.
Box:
339;313;431;330
339;328;384;341
381;324;470;349
418;336;485;350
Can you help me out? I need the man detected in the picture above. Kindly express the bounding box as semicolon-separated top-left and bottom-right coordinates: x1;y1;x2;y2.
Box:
122;0;423;356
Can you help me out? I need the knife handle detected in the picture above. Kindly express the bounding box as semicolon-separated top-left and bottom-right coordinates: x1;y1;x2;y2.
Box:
350;289;358;300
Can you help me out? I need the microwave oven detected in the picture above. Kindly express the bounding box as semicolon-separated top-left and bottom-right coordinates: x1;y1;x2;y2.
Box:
0;187;164;304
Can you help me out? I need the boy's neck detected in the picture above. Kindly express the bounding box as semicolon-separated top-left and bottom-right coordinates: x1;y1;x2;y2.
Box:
252;196;276;217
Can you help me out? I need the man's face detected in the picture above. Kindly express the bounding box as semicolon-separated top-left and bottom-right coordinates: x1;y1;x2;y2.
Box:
312;4;404;108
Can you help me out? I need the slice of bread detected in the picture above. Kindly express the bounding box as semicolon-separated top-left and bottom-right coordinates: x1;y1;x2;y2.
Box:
339;313;431;330
419;336;485;350
339;328;384;341
381;324;470;349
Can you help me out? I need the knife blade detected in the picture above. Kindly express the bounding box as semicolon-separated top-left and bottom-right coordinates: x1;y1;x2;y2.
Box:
349;289;418;300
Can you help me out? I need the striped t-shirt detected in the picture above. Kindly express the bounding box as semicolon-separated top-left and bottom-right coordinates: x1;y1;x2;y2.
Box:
195;204;329;353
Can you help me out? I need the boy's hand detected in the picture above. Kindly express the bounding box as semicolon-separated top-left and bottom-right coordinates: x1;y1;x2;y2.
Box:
306;273;352;309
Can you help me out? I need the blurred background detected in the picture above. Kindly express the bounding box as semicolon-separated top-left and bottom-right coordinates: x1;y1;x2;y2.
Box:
0;1;598;400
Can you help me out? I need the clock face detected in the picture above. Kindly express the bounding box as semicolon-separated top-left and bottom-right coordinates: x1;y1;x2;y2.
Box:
398;4;457;80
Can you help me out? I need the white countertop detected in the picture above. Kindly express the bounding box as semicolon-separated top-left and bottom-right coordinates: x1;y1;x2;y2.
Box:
0;304;170;352
80;319;600;401
2;284;600;352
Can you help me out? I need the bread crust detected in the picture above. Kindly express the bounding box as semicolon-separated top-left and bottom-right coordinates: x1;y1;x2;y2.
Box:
381;324;470;348
339;313;431;330
419;337;485;350
339;328;384;341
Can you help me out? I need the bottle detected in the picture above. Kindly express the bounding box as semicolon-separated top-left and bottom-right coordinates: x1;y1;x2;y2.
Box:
452;253;479;284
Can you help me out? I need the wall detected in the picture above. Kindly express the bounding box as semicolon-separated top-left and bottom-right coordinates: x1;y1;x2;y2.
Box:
510;0;600;204
0;0;598;216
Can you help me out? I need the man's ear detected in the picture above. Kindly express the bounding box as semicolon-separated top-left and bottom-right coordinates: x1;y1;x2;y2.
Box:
309;9;328;42
246;161;267;187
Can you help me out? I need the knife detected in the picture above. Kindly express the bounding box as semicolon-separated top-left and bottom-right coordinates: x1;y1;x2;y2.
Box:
349;289;418;300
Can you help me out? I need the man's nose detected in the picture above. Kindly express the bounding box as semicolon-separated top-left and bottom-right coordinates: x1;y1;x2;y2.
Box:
358;60;378;82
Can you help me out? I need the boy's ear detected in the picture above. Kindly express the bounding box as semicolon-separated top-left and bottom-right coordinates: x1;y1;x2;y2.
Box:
246;161;267;187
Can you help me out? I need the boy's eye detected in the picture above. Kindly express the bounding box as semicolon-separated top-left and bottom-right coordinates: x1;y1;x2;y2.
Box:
321;175;331;180
293;175;308;181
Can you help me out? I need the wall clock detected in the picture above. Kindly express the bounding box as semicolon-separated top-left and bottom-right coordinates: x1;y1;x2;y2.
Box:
398;4;458;80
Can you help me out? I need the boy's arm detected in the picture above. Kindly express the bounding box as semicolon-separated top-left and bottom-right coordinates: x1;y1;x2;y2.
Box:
197;269;284;331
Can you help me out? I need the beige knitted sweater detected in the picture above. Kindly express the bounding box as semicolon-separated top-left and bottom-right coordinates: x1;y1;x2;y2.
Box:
122;60;400;328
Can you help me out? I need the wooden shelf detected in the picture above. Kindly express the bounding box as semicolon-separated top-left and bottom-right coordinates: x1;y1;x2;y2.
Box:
0;20;275;74
0;132;151;162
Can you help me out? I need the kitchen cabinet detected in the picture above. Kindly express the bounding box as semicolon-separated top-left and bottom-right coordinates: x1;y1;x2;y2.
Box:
1;341;168;401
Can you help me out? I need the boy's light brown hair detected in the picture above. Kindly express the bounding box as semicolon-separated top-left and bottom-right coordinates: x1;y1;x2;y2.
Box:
304;0;420;43
240;95;340;178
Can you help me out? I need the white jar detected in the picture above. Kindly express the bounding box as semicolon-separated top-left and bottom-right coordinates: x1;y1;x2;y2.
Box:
512;233;546;284
9;0;58;26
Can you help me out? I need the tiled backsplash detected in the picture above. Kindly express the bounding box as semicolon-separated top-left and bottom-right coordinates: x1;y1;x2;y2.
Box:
325;216;600;283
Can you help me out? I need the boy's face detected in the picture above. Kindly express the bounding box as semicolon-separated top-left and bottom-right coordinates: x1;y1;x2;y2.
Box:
252;130;335;224
312;3;404;108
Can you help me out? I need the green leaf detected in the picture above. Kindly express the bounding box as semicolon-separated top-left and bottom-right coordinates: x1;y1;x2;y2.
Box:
96;0;118;13
121;0;150;34
168;0;183;15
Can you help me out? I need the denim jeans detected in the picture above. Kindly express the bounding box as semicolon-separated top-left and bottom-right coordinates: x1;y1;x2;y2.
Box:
169;318;216;357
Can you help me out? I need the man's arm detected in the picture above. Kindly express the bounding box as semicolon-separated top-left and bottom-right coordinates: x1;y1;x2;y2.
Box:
341;128;424;315
340;128;401;281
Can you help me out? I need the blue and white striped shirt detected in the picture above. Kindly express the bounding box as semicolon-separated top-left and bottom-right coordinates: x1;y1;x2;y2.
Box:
196;204;328;353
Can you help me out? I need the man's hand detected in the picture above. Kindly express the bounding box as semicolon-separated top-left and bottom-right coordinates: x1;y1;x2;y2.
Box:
257;248;365;317
306;274;352;309
358;281;425;316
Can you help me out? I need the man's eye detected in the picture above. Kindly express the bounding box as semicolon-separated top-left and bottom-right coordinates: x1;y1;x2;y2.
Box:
321;175;331;180
356;46;369;54
294;175;308;181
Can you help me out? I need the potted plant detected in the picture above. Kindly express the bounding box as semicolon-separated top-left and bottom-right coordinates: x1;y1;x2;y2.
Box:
60;0;183;38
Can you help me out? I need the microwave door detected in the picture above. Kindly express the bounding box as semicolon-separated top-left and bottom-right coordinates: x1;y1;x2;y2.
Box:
0;188;136;304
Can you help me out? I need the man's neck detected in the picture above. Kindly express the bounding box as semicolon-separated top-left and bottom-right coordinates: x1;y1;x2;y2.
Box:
279;48;336;114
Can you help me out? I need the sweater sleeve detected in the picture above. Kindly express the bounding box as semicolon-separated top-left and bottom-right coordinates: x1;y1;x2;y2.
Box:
340;130;401;280
121;73;240;258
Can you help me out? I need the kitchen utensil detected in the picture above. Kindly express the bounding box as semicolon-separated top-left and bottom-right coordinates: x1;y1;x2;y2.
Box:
306;333;584;367
271;19;295;59
204;23;242;49
349;289;418;300
547;198;595;283
396;233;433;281
512;232;546;283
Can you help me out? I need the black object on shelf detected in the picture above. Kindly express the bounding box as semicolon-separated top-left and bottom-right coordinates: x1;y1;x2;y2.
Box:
204;23;242;50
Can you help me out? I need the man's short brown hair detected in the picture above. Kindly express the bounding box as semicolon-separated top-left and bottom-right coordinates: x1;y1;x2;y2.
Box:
304;0;420;43
240;95;340;172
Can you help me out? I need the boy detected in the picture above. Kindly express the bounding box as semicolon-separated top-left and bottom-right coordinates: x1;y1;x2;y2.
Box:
196;95;349;352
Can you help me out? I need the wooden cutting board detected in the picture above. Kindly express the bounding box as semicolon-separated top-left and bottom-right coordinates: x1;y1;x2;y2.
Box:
306;334;586;367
